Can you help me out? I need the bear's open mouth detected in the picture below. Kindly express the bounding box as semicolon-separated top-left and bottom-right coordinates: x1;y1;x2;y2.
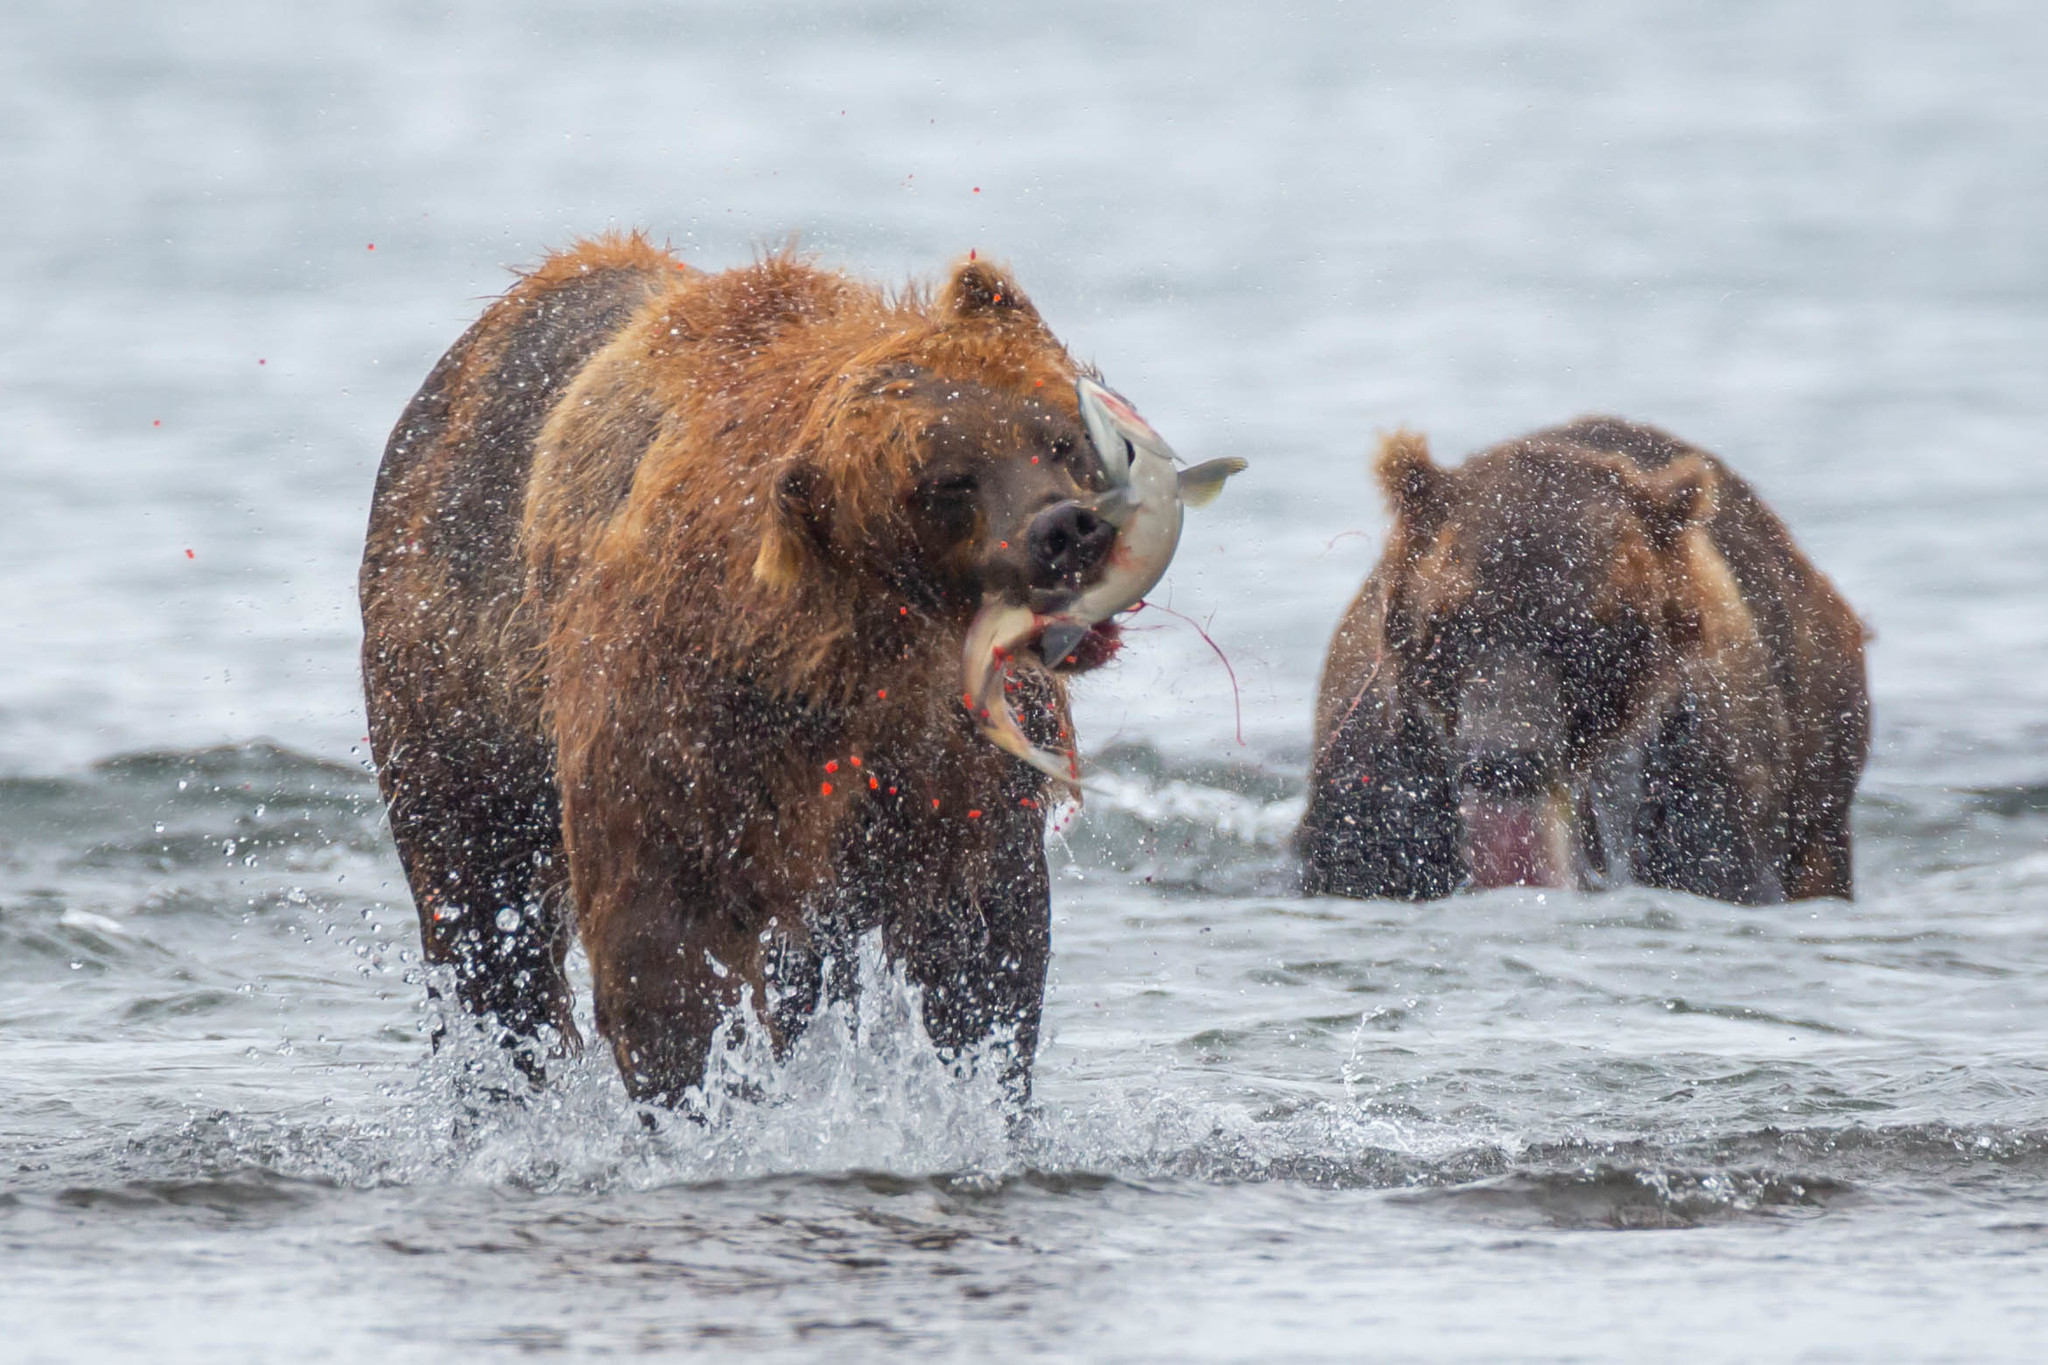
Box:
1046;619;1122;673
959;601;1130;788
1460;791;1578;890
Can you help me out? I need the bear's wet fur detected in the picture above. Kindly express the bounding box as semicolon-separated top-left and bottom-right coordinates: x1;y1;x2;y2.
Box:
362;233;1122;1104
1298;417;1869;905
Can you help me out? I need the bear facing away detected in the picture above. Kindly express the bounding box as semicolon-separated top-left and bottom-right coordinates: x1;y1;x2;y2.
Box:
1297;418;1868;905
361;233;1167;1105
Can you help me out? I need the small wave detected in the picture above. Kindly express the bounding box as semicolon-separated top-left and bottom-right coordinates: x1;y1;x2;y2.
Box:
45;1170;324;1220
1062;741;1305;893
0;895;178;979
1652;996;1857;1035
1;740;387;898
1085;773;1304;849
1396;1162;1850;1229
1965;781;2048;819
89;741;375;795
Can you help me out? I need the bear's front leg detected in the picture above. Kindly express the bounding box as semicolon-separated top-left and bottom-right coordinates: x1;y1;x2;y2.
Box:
1628;697;1788;905
576;865;780;1107
368;719;579;1077
888;798;1053;1105
1298;705;1464;900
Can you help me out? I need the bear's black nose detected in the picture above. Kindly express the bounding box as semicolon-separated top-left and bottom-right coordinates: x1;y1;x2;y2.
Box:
1026;501;1115;589
1457;744;1550;799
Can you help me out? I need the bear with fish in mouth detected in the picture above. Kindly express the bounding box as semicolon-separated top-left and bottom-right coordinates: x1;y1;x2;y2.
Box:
360;232;1237;1105
1298;417;1869;905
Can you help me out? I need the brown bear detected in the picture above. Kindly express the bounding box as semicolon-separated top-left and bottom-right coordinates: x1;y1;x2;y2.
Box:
1297;417;1869;905
360;232;1156;1105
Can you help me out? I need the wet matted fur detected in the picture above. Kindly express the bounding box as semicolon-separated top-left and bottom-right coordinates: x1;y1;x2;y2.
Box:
362;233;1122;1103
1298;417;1869;905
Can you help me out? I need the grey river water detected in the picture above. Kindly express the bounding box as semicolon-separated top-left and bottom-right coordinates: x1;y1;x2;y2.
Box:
4;2;2048;1359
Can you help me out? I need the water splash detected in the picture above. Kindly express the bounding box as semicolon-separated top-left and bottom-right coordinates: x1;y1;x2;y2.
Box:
361;935;1025;1193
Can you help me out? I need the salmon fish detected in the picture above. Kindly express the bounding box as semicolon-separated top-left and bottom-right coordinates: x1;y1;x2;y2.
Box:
962;378;1247;791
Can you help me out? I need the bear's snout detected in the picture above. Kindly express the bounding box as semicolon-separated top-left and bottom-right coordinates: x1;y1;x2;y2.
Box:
1455;743;1551;800
1450;647;1568;798
1026;500;1115;590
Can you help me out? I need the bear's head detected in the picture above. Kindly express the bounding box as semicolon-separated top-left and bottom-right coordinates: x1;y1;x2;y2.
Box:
1374;429;1730;886
752;258;1134;677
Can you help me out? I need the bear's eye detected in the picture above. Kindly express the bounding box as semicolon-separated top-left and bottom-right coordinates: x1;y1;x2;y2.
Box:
915;474;983;541
1408;614;1472;703
918;472;980;502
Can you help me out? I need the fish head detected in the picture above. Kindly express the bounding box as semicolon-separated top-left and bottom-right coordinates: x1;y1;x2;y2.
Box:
1054;378;1193;622
1075;376;1181;501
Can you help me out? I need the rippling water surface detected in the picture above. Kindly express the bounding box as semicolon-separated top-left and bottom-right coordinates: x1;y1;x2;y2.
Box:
4;2;2047;1360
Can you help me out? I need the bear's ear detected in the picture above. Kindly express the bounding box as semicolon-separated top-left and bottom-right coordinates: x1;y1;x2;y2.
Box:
1632;455;1720;548
1375;429;1445;531
753;460;830;592
940;257;1041;323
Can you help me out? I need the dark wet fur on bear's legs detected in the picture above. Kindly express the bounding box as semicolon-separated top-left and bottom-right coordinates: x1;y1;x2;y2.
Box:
1299;417;1869;906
